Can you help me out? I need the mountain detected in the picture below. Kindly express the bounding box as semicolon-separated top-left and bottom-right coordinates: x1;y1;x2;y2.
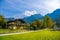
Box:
5;9;60;24
6;18;15;21
46;9;60;24
46;9;60;19
23;9;60;23
23;14;43;23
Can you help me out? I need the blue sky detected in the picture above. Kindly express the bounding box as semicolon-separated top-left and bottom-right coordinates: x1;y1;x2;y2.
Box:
0;0;60;18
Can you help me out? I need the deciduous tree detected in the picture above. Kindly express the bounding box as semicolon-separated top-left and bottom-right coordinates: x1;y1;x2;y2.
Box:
44;16;54;28
0;15;7;28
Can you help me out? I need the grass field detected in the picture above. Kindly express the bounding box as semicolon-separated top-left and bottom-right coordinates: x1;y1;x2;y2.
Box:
0;29;60;40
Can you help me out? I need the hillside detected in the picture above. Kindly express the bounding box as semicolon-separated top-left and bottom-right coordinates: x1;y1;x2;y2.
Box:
5;18;15;21
23;14;43;23
46;9;60;19
46;9;60;26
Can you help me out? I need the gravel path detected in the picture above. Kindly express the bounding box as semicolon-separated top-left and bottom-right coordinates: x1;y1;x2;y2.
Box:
0;31;34;36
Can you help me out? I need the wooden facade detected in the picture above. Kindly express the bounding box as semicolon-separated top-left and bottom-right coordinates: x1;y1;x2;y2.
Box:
7;19;25;29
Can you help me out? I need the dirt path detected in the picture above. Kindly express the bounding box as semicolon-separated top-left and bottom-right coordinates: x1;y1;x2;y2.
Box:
0;31;34;36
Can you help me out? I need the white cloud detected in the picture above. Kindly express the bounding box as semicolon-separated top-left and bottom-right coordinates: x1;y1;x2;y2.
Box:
44;0;60;12
1;0;60;18
24;10;37;16
26;0;60;15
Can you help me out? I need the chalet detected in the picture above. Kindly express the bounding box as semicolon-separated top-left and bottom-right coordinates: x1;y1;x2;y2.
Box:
7;19;26;29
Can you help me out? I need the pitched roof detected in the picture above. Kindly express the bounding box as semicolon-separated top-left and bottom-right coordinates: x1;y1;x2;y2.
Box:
7;19;25;23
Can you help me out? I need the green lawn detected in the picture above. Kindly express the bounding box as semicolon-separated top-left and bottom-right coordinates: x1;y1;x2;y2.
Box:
0;29;60;40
